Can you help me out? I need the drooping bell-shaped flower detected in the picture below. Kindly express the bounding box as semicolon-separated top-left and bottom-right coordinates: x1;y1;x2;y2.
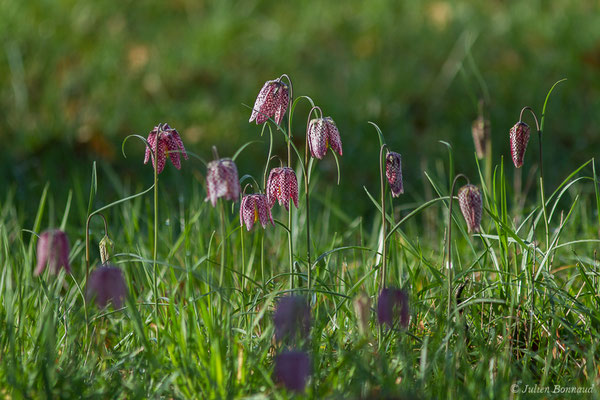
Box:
377;288;409;329
458;184;483;234
205;158;241;207
385;151;404;197
249;79;290;125
240;194;274;231
86;265;127;308
143;123;188;174
472;115;490;160
273;295;311;343
509;121;530;168
266;167;299;210
34;230;71;276
274;351;310;393
307;116;343;160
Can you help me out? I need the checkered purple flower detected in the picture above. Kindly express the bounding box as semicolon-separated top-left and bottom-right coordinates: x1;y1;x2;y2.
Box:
385;151;404;197
87;265;127;309
307;117;343;160
274;351;310;393
266;167;299;210
377;288;409;329
143;123;188;174
273;296;310;342
240;194;274;231
34;230;71;276
205;158;241;207
458;184;483;234
509;121;530;168
249;79;290;125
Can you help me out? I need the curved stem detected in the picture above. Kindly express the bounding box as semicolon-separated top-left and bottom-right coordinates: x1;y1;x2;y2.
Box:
305;105;323;292
519;106;548;248
445;173;469;352
379;144;389;289
85;212;109;285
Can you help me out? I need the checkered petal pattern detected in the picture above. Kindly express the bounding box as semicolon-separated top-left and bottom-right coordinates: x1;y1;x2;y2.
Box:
206;158;241;207
87;265;127;309
240;194;274;231
509;121;530;168
266;167;299;210
308;117;343;159
385;151;404;197
34;230;71;276
458;184;483;234
143;123;188;174
249;80;289;125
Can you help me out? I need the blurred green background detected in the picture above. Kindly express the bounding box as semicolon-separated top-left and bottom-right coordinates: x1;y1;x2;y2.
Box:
2;0;599;217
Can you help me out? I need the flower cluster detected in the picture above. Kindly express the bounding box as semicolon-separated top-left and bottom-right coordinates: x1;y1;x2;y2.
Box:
144;123;188;174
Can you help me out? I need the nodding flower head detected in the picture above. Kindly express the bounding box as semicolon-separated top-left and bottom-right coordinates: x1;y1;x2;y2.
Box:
266;167;299;210
274;351;310;393
143;123;188;174
87;265;127;309
273;295;311;343
308;116;343;160
377;288;409;329
240;194;274;231
509;121;530;168
249;79;290;125
205;158;241;207
34;230;71;276
385;151;404;197
472;116;490;160
458;184;483;234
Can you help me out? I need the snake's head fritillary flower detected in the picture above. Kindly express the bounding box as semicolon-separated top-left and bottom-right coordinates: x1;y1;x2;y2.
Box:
458;184;483;234
249;79;290;126
240;194;274;231
509;121;530;168
308;116;343;160
274;351;310;393
385;151;404;197
273;296;311;343
377;288;409;329
143;123;188;174
266;167;299;210
205;158;241;207
472;115;490;160
87;265;127;308
34;230;71;276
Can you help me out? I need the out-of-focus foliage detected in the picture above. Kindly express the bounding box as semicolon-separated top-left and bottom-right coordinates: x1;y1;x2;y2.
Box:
1;0;599;207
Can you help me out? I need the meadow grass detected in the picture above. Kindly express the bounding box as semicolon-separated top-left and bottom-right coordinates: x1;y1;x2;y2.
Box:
1;130;600;398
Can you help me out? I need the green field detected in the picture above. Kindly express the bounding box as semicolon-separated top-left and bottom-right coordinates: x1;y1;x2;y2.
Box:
2;1;600;398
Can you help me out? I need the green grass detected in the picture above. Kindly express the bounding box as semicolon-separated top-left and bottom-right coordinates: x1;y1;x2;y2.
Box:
1;123;600;398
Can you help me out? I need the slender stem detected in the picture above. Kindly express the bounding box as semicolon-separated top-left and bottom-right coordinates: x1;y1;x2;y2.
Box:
279;74;295;290
219;200;227;287
379;144;389;290
445;173;468;352
153;126;159;321
519;106;548;248
305;106;323;291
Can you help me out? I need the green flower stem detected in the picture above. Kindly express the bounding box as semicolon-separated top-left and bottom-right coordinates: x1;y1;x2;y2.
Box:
305;105;322;292
379;144;389;290
445;173;468;353
153;139;159;321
